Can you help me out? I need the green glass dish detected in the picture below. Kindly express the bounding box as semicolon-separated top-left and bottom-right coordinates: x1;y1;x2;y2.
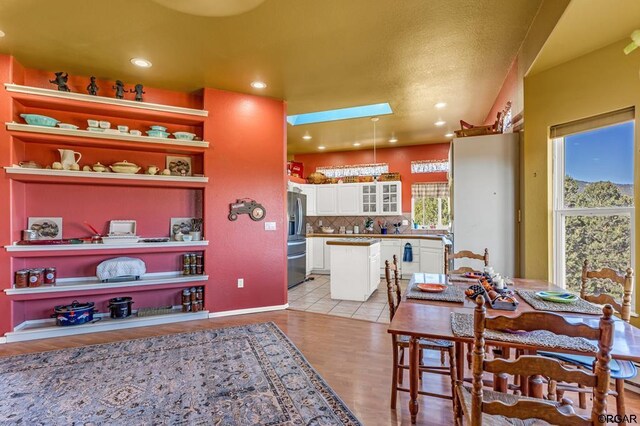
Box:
535;291;578;304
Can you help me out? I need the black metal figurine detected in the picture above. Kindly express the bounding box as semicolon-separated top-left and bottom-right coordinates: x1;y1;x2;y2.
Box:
86;76;99;96
49;72;70;92
113;80;126;99
130;83;145;102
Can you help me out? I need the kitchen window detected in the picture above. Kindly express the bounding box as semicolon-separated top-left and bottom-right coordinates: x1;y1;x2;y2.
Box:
412;183;450;229
552;108;635;299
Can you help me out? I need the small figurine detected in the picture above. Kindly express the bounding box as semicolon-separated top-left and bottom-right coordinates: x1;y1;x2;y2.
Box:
87;76;99;96
130;83;145;102
50;72;71;92
113;80;126;99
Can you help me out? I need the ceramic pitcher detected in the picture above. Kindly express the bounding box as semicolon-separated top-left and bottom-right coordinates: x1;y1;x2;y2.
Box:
58;149;82;170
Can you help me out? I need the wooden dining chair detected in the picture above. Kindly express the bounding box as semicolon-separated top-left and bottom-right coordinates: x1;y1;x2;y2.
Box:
445;248;489;275
455;295;615;425
539;260;636;424
385;255;458;410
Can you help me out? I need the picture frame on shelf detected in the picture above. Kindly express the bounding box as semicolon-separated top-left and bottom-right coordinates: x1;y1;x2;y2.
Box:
28;217;63;240
170;217;195;241
166;155;192;176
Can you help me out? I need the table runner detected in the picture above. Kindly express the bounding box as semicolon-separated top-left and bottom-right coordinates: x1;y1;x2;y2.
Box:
406;282;465;303
517;289;602;315
450;312;597;353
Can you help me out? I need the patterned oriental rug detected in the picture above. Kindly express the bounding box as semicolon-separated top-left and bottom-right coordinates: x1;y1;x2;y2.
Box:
0;322;361;425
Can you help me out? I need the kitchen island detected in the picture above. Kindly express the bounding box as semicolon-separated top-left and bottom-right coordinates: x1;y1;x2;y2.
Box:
326;238;380;301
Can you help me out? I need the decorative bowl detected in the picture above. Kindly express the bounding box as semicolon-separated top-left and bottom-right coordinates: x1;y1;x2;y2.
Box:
146;130;170;138
321;227;335;233
535;291;578;304
117;125;129;133
109;160;141;174
92;162;107;172
129;130;142;136
87;119;99;127
173;131;196;141
87;127;105;132
57;123;79;130
417;283;447;293
20;114;59;127
99;121;111;129
150;125;168;132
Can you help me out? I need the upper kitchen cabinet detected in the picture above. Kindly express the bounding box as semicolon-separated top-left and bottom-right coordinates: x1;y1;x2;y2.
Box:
336;184;360;215
315;185;338;215
360;183;378;215
301;184;317;216
379;182;401;215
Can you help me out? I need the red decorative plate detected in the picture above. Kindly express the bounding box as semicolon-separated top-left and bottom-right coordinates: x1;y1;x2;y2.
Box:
416;283;447;293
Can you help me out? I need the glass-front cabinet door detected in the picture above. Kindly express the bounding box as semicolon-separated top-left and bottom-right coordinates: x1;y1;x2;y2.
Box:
361;184;378;214
380;182;401;214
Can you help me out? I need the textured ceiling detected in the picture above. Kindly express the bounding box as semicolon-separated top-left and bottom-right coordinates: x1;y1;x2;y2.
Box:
529;0;640;76
0;0;542;154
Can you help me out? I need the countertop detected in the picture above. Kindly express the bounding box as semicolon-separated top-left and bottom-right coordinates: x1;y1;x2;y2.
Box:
325;238;380;246
306;233;450;242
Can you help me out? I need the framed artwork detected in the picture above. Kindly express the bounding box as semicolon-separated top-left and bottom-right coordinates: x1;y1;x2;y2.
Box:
28;217;63;240
170;217;195;240
166;155;192;176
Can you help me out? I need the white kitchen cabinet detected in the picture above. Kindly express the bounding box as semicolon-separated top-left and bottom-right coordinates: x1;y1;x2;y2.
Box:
418;239;445;274
379;182;402;215
311;237;325;270
323;237;340;271
328;240;381;301
380;239;403;276
306;239;313;276
336;184;360;215
400;240;421;277
360;184;378;214
301;184;317;216
316;185;338;215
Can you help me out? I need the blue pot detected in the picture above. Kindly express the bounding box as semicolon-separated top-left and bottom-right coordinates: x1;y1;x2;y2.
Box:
53;300;96;326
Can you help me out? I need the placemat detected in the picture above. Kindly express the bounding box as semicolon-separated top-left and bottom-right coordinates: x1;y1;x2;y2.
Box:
447;274;478;283
517;289;602;315
451;312;597;353
406;282;465;303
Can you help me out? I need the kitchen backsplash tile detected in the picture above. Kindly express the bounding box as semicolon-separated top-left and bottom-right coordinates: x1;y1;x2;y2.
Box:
307;213;448;235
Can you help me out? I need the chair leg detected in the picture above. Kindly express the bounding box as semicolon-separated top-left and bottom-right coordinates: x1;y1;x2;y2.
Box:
578;383;587;409
391;342;399;409
616;378;627;426
448;346;458;415
441;349;446;365
419;348;424;381
398;348;405;385
466;343;473;369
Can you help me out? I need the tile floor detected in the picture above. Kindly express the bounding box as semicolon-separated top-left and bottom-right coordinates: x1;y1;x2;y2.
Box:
287;274;408;324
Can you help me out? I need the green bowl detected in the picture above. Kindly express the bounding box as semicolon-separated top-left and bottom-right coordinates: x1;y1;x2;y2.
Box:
146;130;170;138
173;131;196;141
20;114;59;127
535;291;578;304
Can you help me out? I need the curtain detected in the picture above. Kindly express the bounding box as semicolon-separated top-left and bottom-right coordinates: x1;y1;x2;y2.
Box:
411;182;449;198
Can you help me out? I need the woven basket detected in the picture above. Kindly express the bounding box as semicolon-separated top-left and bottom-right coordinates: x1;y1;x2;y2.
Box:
306;172;327;184
378;172;401;181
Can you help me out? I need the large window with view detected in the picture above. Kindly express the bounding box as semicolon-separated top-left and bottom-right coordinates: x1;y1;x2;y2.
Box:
412;183;450;230
553;109;635;299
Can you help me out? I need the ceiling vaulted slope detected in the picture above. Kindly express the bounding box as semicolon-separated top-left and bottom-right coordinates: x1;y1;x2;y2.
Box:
0;0;542;153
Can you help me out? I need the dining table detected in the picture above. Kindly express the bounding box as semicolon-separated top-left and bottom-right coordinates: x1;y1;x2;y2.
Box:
387;272;640;424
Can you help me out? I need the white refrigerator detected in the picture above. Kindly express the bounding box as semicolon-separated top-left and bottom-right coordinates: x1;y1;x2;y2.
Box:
451;133;519;277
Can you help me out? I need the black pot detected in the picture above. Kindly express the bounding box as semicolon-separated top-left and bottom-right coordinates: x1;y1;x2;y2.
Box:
108;297;134;319
53;300;96;326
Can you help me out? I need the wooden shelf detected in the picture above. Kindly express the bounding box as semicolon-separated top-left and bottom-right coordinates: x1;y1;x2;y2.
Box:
6;83;208;125
7;123;209;152
5;240;208;255
4;272;208;297
5;308;210;343
4;166;208;188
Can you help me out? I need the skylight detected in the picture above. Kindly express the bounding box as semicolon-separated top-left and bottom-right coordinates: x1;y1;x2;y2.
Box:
287;103;393;126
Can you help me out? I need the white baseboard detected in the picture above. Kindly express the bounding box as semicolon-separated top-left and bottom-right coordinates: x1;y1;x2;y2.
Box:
208;303;289;318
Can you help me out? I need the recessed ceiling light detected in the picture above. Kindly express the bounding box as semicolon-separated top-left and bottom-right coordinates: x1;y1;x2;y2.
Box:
353;142;361;147
251;81;267;89
434;102;447;109
0;30;5;38
318;146;326;150
445;133;454;138
130;57;152;68
388;137;398;143
302;134;312;140
434;120;446;127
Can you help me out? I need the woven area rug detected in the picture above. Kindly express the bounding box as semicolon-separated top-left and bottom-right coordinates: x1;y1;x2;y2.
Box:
0;322;361;425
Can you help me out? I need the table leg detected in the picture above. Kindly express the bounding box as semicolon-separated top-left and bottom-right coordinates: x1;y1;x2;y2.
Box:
409;336;420;424
455;341;465;381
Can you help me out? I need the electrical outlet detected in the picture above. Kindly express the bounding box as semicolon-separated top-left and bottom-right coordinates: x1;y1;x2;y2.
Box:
264;221;276;231
402;220;408;226
237;278;244;288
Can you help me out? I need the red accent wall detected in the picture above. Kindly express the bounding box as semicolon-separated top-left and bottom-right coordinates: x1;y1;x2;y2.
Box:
0;55;12;333
203;88;287;313
294;143;450;212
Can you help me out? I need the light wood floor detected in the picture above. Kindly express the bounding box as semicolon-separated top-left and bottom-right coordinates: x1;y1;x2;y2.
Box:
0;310;638;425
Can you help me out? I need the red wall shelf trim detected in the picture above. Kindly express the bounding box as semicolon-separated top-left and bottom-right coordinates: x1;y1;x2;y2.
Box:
5;167;208;188
5;240;209;256
5;272;208;300
7;123;210;151
5;83;208;118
